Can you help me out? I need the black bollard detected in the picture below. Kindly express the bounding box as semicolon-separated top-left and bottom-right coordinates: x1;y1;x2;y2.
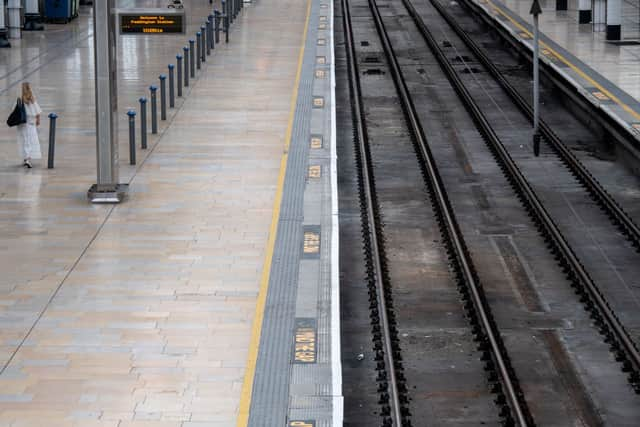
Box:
225;6;230;43
150;85;158;134
208;15;214;51
127;110;136;165
176;55;183;97
214;11;221;44
196;32;202;70
183;46;190;87
159;75;167;121
47;113;58;169
201;25;207;62
189;39;195;78
168;64;175;108
139;97;148;149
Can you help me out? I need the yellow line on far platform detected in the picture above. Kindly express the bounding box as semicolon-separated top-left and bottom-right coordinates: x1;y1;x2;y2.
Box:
485;0;640;122
236;0;313;425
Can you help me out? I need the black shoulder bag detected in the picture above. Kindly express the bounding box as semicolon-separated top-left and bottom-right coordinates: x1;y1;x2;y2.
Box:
7;98;26;127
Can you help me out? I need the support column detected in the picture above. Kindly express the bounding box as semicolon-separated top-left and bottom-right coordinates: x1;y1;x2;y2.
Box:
24;0;44;31
0;3;10;48
606;0;621;40
7;0;21;39
89;0;127;203
578;0;591;23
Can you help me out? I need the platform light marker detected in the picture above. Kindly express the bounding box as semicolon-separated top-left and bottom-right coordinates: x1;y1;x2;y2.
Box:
592;91;610;101
315;69;326;79
308;165;321;178
316;56;326;64
317;38;326;46
319;15;327;21
310;136;323;149
318;23;326;29
289;422;316;427
313;97;325;108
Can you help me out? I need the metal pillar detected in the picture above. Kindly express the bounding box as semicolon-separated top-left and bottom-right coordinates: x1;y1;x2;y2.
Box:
89;0;127;203
606;0;622;40
530;0;542;157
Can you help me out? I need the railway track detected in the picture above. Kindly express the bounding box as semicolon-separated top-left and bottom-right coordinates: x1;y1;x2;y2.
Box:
338;0;640;424
341;0;534;424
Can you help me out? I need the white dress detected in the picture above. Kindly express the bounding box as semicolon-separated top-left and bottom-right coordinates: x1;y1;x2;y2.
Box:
16;100;42;160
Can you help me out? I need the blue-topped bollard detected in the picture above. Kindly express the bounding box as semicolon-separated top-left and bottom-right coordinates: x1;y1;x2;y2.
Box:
189;39;195;78
159;74;167;121
150;85;158;134
47;113;58;169
183;46;190;87
214;11;221;44
196;32;202;70
176;55;183;96
201;25;207;62
139;97;148;149
168;64;175;108
127;110;136;165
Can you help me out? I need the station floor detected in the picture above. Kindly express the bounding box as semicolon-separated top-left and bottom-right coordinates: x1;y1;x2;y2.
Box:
498;0;640;102
0;0;325;425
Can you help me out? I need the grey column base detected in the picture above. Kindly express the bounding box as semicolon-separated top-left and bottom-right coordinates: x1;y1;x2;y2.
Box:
578;10;591;24
88;184;129;203
606;24;621;41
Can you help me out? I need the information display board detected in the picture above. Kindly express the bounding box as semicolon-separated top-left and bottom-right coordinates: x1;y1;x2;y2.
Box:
117;9;185;35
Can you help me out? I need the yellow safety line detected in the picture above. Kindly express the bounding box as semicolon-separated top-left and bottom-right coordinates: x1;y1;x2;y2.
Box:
236;0;313;425
484;0;640;121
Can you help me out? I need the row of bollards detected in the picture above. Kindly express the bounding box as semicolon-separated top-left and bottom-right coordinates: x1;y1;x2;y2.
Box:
122;5;239;166
48;4;241;169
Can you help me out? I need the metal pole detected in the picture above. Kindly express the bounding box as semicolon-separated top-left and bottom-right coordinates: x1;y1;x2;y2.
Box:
183;46;190;87
189;39;195;78
150;85;158;134
176;55;183;96
196;32;202;70
159;75;167;121
530;0;542;156
139;97;147;149
0;2;11;48
47;113;57;169
90;0;124;202
127;110;136;165
168;64;175;108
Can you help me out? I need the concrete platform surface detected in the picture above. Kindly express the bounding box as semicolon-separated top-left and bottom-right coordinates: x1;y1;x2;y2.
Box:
0;0;315;425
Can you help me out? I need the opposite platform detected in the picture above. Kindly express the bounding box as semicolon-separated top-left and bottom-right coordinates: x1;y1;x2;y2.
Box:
468;0;640;148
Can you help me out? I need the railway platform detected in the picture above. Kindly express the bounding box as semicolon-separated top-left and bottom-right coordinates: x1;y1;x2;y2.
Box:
467;0;640;147
0;0;340;426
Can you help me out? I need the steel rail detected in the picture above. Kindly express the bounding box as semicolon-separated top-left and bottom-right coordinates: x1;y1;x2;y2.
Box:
428;0;640;251
365;0;532;424
341;0;404;423
401;0;640;386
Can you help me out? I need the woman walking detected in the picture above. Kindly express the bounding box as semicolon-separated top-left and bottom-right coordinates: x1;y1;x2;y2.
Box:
16;82;42;168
